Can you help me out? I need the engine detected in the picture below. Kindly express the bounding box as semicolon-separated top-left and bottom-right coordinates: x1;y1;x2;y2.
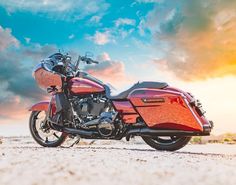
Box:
97;112;115;137
72;96;123;138
72;96;107;118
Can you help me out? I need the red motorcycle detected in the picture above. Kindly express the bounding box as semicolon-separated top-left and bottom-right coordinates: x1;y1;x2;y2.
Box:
29;53;213;151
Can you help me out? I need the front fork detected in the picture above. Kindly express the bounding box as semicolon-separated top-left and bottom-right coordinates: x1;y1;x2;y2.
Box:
47;92;74;127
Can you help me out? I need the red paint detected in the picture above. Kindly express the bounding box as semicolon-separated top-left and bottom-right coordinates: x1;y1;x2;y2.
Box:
112;101;136;113
112;101;138;124
165;86;193;102
33;65;62;90
69;77;105;94
128;88;203;131
165;87;210;126
122;114;139;124
29;101;50;111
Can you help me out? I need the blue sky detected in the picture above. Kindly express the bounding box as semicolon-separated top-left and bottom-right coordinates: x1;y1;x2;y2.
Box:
0;0;159;78
0;1;152;49
0;0;236;133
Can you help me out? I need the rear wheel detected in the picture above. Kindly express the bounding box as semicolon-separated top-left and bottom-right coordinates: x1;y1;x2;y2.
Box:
29;111;67;147
142;136;191;151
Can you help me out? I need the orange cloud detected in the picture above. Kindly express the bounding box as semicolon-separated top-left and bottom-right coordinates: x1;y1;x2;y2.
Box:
152;2;236;81
0;25;19;51
85;53;133;89
0;96;30;120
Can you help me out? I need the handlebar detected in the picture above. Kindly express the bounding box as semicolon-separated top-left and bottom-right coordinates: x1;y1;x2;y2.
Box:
80;56;99;64
42;53;99;77
62;55;99;71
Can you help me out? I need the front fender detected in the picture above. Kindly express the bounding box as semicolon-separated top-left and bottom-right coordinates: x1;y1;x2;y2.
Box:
29;101;50;111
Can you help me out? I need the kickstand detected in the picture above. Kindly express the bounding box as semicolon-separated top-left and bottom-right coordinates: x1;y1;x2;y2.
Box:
69;136;80;147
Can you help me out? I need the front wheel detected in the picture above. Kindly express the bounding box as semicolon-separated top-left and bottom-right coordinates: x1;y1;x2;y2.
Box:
29;111;67;147
142;136;191;151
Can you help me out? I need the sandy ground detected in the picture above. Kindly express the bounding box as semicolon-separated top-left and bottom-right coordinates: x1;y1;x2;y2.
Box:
0;136;236;185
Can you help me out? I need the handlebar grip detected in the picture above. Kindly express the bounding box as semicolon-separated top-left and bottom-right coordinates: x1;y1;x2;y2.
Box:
93;60;99;64
81;57;99;64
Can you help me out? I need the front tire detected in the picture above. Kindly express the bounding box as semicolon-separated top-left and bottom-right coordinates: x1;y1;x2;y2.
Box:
142;136;191;151
29;111;67;147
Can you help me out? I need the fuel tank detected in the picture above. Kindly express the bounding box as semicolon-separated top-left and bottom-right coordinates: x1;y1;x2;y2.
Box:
68;77;105;95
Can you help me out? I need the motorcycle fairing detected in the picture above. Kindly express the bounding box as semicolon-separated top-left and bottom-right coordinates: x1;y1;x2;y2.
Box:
33;63;63;90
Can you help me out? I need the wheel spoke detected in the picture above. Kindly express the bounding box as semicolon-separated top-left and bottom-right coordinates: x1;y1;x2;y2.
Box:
31;111;65;146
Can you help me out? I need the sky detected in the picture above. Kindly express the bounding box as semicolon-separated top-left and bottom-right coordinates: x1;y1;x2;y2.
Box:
0;0;236;135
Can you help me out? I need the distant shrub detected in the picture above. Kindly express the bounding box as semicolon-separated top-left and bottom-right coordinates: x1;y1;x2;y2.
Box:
223;138;231;142
221;133;236;144
190;136;203;144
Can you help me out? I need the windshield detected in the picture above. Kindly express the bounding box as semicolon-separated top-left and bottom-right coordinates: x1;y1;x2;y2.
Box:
40;53;65;73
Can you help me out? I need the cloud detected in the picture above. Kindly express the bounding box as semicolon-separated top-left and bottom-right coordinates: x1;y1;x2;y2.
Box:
0;46;51;101
0;51;43;119
97;52;111;61
137;0;163;3
89;15;102;24
22;43;58;60
144;0;236;81
115;18;136;27
0;94;31;119
138;18;146;36
68;34;75;39
0;24;59;119
86;17;136;44
0;25;19;51
84;53;132;88
87;31;112;45
87;19;135;44
0;0;109;21
24;37;31;44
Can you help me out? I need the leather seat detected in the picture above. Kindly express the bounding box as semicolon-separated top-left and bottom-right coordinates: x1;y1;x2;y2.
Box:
105;81;168;100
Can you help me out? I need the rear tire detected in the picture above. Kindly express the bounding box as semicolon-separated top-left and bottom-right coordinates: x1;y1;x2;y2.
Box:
29;111;67;147
142;136;191;151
